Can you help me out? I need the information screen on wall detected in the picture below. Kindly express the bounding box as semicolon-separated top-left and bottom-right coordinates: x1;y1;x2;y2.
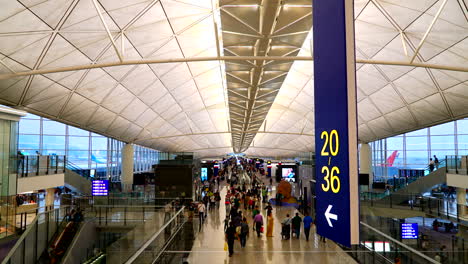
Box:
401;223;418;239
201;168;208;181
92;180;109;196
282;168;296;182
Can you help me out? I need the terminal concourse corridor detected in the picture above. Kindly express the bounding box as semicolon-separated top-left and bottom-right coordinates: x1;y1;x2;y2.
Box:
186;180;357;264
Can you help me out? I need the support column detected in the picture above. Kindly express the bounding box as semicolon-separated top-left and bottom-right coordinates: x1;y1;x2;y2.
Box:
457;187;467;218
121;143;134;192
359;143;373;190
45;188;55;210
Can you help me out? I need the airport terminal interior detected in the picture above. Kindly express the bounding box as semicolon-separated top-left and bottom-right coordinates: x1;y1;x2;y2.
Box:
0;0;467;263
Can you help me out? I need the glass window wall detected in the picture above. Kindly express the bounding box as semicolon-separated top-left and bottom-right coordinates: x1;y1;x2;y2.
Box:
371;118;468;180
17;116;161;182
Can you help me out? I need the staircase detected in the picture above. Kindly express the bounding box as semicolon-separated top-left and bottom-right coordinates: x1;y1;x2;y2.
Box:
64;170;92;195
64;161;93;195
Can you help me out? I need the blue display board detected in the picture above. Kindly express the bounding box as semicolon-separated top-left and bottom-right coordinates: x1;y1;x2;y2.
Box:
92;180;109;196
313;0;359;247
401;223;418;239
201;168;208;181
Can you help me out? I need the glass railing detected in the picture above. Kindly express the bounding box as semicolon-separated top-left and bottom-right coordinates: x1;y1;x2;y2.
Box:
105;205;185;264
12;155;66;177
346;222;440;264
0;195;67;239
85;205;166;226
446;155;468;175
1;206;70;264
359;214;468;264
451;236;468;263
73;195;193;207
47;205;170;264
361;192;468;223
370;160;447;198
153;216;200;264
1;201;173;264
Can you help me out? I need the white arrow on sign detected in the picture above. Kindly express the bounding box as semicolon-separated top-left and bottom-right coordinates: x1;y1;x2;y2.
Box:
325;205;338;227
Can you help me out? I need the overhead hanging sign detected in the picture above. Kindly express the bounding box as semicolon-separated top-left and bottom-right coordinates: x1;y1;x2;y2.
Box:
92;180;109;196
313;0;359;248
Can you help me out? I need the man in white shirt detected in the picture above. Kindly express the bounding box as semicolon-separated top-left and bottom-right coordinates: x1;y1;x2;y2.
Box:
198;203;206;228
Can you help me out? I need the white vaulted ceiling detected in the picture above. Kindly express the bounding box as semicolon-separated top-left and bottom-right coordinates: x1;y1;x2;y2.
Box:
0;0;466;158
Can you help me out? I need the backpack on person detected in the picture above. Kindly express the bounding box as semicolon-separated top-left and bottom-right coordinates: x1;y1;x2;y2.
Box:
241;222;249;234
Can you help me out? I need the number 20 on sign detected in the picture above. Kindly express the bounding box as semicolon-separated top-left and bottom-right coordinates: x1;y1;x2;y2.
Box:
320;130;341;194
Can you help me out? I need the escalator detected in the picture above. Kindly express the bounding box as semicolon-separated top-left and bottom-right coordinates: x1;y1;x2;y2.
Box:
364;162;447;206
38;214;83;264
382;166;447;205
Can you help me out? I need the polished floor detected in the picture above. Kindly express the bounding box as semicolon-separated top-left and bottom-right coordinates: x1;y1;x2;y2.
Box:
186;179;357;264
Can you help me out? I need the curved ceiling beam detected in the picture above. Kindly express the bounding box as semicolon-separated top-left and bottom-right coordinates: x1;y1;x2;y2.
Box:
133;130;314;142
180;146;308;153
1;56;466;80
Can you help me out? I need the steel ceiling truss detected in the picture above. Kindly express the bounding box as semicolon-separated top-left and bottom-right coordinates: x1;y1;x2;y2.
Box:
219;0;312;153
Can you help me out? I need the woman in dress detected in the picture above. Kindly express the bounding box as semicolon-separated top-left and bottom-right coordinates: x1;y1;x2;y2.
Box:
266;211;274;237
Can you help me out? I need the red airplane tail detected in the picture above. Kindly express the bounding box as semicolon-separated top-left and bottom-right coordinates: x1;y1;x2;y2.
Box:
386;150;398;167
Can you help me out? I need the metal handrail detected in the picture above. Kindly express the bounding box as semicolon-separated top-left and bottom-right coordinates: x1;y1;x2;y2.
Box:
124;206;185;264
360;221;440;264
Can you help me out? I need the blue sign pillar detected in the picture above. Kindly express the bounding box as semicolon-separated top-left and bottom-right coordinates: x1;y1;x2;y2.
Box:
313;0;359;247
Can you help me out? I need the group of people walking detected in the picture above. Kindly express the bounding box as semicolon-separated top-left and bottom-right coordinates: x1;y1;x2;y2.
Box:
196;157;323;258
280;212;316;241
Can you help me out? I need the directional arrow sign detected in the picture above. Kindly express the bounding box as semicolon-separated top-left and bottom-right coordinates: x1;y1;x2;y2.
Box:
313;0;359;247
325;205;338;227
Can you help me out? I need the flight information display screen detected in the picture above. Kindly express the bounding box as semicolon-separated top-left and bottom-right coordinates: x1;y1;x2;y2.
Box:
401;223;418;239
92;180;109;196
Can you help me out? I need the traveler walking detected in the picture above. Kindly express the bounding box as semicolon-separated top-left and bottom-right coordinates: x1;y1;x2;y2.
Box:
429;158;435;172
197;202;206;229
320;235;326;243
303;213;313;241
434;155;439;169
265;202;273;215
292;213;302;239
281;214;291;240
233;211;242;227
239;217;249;248
225;222;236;257
266;211;274;237
253;212;264;237
262;187;268;202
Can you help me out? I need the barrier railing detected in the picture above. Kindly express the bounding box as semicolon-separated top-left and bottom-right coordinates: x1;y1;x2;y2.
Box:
120;206;186;264
446;155;468;175
1;206;70;264
361;192;467;223
13;155;66;177
348;222;440;264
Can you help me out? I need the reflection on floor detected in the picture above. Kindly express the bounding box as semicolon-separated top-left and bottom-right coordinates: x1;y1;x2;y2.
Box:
187;181;357;264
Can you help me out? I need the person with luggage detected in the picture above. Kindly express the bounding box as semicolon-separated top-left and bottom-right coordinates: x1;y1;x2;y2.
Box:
253;212;264;237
